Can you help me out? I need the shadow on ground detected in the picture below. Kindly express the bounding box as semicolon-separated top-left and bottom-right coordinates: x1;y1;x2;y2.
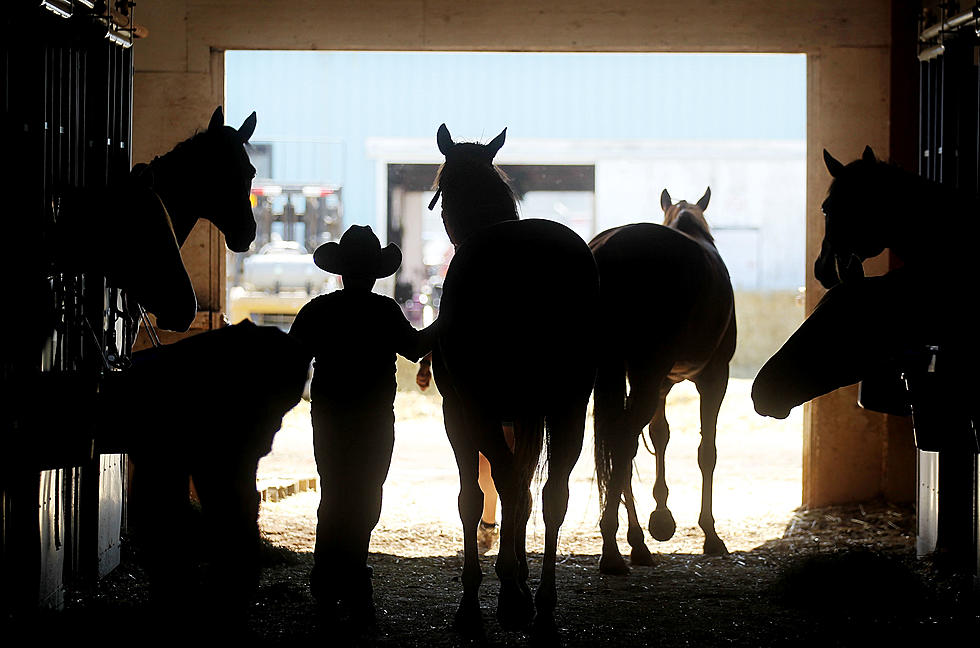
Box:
12;502;980;647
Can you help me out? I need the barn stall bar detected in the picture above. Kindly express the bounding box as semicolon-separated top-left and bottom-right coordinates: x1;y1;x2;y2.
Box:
913;2;980;580
1;0;137;614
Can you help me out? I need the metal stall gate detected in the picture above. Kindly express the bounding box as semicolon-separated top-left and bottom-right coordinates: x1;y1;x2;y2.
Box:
916;3;980;581
1;1;136;613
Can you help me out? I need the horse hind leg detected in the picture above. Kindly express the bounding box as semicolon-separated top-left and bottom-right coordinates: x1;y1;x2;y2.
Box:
648;386;677;542
595;359;633;575
492;416;539;630
624;462;654;566
695;360;730;555
534;404;586;632
442;395;485;634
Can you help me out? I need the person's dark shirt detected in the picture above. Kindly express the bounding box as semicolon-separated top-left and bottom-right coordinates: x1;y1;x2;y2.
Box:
289;289;433;404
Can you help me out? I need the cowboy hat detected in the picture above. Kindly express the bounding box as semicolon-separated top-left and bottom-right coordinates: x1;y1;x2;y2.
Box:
313;225;402;278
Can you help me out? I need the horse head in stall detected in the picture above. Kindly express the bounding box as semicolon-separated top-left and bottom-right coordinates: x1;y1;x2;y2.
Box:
753;146;980;445
53;106;257;335
812;145;966;288
145;105;258;252
590;187;736;574
813;146;892;289
754;146;905;419
428;124;599;636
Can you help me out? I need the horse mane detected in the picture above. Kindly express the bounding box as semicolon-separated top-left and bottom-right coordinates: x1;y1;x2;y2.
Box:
663;203;714;244
434;159;518;209
828;155;949;213
149;130;209;176
433;149;519;245
825;153;980;268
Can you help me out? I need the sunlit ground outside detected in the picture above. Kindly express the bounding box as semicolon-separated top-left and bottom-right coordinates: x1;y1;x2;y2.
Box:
257;377;802;559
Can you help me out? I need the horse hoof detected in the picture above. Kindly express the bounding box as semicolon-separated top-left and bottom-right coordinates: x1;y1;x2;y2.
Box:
598;551;630;575
532;612;561;645
496;585;535;630
704;536;729;556
453;601;484;637
630;543;655;566
649;509;677;542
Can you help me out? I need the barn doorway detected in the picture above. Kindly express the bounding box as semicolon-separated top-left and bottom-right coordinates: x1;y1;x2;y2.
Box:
223;51;807;557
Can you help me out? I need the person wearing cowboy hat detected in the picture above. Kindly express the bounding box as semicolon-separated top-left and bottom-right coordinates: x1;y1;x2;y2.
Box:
289;225;437;623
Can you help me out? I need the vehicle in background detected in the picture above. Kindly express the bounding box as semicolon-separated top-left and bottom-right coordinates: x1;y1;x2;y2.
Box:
228;182;344;332
242;240;323;294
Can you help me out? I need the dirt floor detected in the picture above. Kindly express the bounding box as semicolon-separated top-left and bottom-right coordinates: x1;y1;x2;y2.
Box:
39;380;980;645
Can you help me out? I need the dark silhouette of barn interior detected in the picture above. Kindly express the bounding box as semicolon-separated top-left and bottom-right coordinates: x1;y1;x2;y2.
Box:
2;0;978;643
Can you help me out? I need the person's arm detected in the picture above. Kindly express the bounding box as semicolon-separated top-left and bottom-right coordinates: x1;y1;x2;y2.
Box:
287;303;315;357
414;318;439;359
392;301;438;363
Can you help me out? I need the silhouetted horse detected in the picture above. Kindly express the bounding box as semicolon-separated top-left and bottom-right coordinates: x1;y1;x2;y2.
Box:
752;147;978;444
55;106;257;333
429;124;599;633
591;188;736;573
97;320;311;623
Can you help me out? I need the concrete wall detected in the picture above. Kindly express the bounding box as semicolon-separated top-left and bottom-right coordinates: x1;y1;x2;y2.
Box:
131;0;914;507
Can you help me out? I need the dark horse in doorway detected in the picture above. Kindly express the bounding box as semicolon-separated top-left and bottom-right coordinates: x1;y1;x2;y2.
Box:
591;188;736;574
97;320;311;625
752;146;978;449
428;124;599;633
54;106;258;334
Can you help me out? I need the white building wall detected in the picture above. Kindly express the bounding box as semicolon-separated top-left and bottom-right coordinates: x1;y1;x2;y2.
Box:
595;141;805;290
369;137;806;291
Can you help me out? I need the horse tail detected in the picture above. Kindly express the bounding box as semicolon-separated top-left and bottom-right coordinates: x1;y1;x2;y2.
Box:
593;359;626;513
513;415;546;495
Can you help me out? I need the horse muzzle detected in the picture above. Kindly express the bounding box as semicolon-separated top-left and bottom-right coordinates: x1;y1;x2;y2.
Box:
226;218;257;253
837;253;864;283
813;251;863;289
813;253;841;290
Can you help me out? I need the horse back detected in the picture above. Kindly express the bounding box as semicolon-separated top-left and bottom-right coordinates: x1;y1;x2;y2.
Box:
438;219;600;416
590;222;735;375
100;321;310;457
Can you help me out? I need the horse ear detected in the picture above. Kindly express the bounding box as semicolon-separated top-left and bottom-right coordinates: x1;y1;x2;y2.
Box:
486;127;507;161
697;187;711;212
437;124;454;155
238;111;257;142
862;145;877;162
208;106;224;132
823;149;845;177
660;189;673;212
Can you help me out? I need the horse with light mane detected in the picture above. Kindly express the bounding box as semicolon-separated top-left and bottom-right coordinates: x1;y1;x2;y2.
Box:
591;188;736;574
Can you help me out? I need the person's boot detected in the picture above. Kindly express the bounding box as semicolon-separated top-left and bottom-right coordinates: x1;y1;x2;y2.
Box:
477;520;499;555
309;563;341;618
347;565;376;626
